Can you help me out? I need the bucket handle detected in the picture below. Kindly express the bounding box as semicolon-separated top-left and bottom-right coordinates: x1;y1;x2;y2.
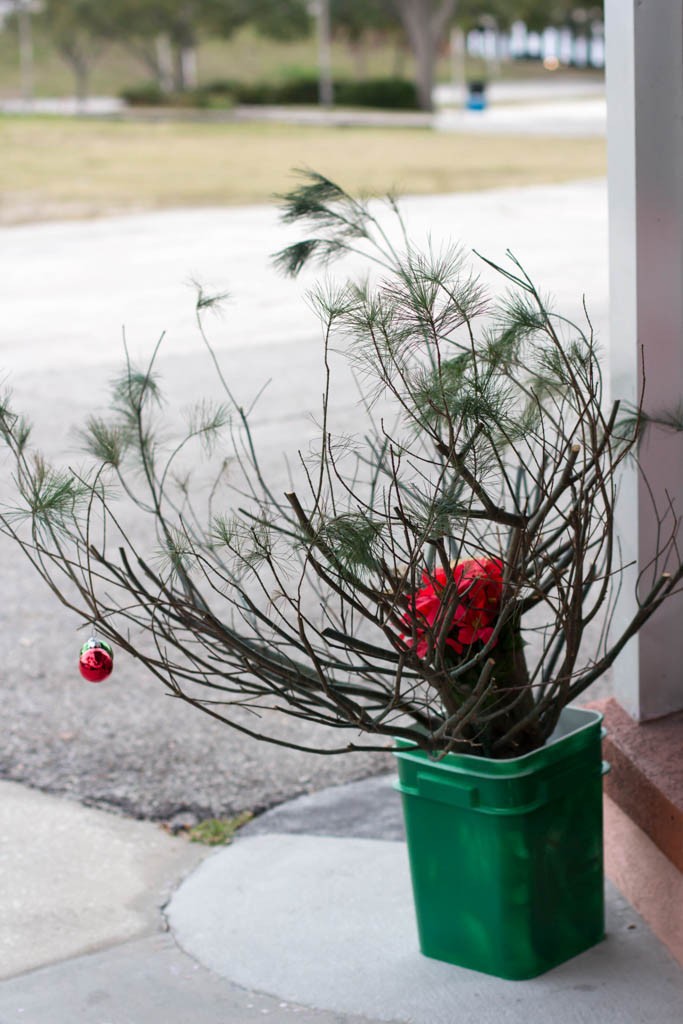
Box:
410;771;480;809
399;762;611;815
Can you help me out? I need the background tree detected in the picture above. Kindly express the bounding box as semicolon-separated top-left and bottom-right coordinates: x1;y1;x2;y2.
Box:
243;0;312;42
83;0;312;95
392;0;457;111
453;1;601;33
327;0;460;111
35;0;215;94
82;0;181;93
37;0;106;100
505;1;603;32
103;0;244;93
330;0;395;77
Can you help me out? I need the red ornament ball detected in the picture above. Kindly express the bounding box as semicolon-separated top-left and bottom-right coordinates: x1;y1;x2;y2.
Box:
78;638;114;683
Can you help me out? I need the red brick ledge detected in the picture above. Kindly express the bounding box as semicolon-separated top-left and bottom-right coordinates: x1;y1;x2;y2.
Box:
603;794;683;966
589;697;683;874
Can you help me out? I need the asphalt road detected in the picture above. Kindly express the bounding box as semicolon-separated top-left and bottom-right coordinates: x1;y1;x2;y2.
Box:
0;182;610;822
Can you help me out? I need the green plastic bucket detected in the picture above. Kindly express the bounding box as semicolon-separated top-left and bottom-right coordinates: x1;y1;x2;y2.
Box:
394;707;607;980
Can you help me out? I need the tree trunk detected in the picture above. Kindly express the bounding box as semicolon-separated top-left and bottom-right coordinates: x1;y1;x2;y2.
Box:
413;31;436;111
171;23;198;93
392;36;408;77
18;2;34;102
172;44;184;92
155;35;174;93
74;59;89;104
393;0;457;112
316;0;334;107
181;46;198;90
119;38;170;93
349;37;368;78
58;43;91;104
171;44;198;91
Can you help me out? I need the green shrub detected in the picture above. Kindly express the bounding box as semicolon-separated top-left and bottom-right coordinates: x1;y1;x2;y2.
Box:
199;78;240;95
231;76;318;104
230;80;279;104
120;83;167;106
121;75;418;111
235;75;418;109
335;78;419;110
193;82;236;109
268;75;320;104
121;81;236;109
196;78;240;101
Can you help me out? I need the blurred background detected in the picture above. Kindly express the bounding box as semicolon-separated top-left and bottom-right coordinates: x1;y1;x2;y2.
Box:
0;1;606;224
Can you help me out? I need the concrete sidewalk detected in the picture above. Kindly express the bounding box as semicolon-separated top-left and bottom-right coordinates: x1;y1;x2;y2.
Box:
1;776;682;1024
435;97;605;136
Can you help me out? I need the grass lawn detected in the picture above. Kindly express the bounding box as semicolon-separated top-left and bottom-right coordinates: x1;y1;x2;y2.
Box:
0;117;606;225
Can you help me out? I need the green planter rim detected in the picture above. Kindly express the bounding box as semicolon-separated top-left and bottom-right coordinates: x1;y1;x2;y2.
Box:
393;706;603;779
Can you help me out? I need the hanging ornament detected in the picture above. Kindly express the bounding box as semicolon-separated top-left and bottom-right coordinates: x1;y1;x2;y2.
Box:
78;637;114;683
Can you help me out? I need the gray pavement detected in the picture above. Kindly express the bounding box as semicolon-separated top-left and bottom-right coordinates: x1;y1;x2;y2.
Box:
1;772;682;1024
433;80;605;106
0;181;609;823
0;97;124;116
169;836;683;1024
0;781;206;980
0;934;378;1024
435;97;605;136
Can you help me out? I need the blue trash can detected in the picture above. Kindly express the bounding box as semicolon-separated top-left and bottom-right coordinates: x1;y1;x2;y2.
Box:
466;80;487;111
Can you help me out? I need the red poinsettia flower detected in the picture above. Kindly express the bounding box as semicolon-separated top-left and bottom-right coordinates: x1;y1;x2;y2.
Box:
400;557;503;660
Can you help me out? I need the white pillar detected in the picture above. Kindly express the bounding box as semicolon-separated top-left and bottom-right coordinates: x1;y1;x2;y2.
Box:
509;21;527;60
589;33;605;70
466;30;483;59
573;35;588;67
482;28;497;63
542;28;559;61
606;0;683;719
558;28;573;66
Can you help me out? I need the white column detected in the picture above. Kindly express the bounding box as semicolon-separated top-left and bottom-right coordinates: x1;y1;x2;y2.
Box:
573;35;588;67
542;27;559;61
509;21;527;60
606;0;683;719
558;28;573;66
589;34;605;71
